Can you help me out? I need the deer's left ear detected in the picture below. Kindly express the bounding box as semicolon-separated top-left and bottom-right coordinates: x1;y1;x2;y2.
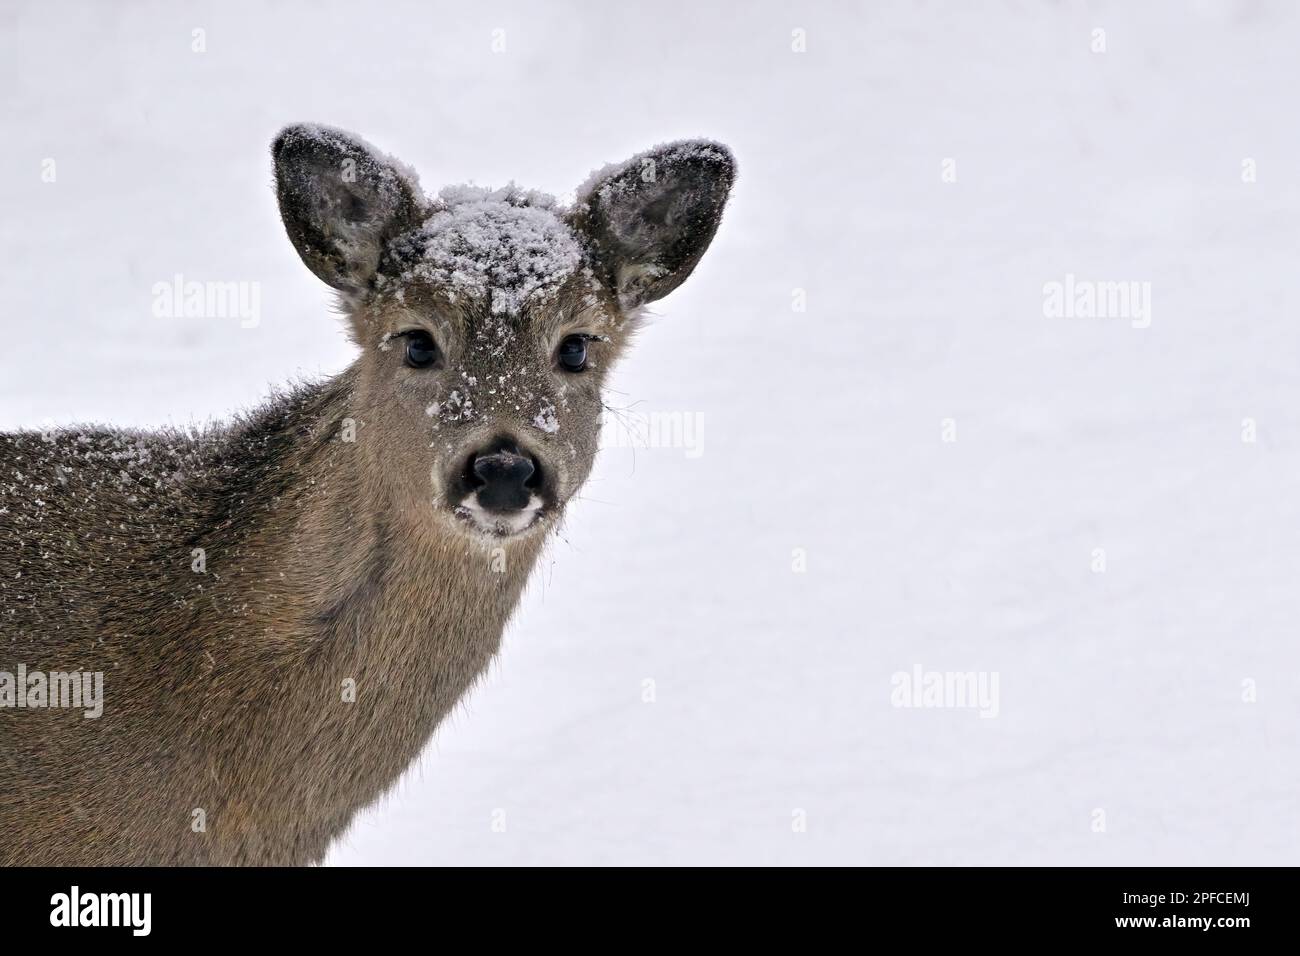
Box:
570;140;735;309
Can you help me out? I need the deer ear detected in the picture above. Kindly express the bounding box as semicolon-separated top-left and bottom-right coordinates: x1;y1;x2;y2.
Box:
272;124;423;294
571;140;735;309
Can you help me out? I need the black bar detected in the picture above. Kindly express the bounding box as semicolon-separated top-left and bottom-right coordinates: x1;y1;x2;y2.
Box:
0;867;1271;942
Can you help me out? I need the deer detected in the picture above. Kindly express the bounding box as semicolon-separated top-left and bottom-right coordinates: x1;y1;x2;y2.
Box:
0;124;735;865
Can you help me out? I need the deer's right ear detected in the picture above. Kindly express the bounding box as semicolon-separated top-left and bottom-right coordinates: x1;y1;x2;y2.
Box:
272;124;423;294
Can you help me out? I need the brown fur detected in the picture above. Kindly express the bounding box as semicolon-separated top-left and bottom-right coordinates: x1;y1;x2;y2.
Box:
0;126;733;865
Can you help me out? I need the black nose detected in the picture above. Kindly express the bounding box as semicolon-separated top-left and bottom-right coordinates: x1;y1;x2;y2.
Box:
470;445;539;511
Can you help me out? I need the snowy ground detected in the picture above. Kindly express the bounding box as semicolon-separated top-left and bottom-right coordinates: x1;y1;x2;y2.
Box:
3;0;1299;865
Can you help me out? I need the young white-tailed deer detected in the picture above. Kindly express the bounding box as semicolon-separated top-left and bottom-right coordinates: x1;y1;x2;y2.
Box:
0;125;734;865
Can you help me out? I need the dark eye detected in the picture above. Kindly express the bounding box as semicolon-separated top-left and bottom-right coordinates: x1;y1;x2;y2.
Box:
403;330;439;369
557;334;589;373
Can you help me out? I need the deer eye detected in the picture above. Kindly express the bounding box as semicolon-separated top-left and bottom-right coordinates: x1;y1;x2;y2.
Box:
557;334;589;373
403;330;440;369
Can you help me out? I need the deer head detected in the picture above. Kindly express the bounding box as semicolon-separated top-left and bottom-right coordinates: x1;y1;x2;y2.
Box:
272;124;734;541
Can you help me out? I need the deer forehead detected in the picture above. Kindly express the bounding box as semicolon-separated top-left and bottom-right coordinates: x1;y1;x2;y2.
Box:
381;184;600;321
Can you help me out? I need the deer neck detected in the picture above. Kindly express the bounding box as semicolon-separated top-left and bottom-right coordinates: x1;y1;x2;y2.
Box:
188;372;548;861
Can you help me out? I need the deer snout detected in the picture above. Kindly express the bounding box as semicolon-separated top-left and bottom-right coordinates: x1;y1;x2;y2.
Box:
470;446;539;511
445;437;552;537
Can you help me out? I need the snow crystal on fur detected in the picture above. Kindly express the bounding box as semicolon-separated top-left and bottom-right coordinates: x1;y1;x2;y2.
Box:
574;139;734;209
395;184;583;316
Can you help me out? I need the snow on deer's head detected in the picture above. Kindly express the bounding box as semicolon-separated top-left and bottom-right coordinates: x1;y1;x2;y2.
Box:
273;124;734;540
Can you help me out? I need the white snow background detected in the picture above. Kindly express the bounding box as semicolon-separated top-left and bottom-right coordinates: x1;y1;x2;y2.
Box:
2;0;1299;865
